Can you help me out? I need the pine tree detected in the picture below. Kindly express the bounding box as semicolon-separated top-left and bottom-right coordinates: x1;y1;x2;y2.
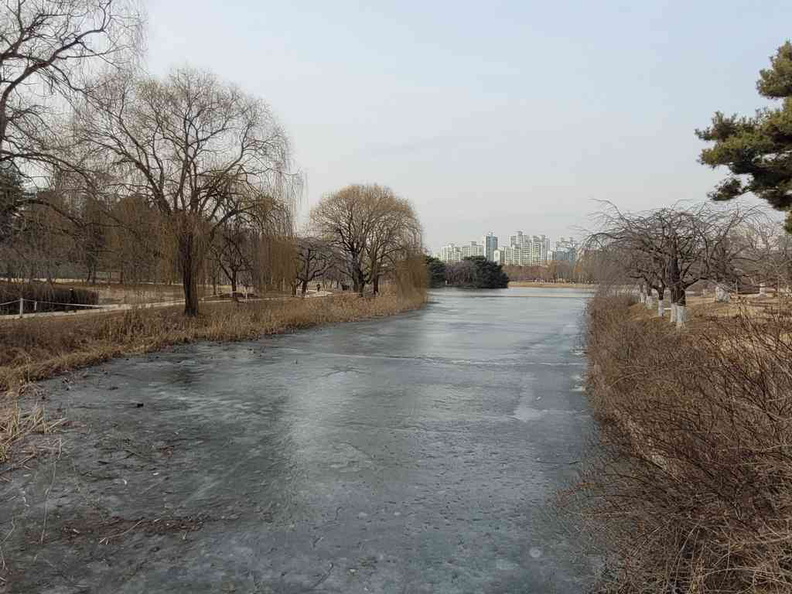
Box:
698;41;792;230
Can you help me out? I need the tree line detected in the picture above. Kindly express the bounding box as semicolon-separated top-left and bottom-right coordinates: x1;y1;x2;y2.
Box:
0;1;425;316
589;202;792;325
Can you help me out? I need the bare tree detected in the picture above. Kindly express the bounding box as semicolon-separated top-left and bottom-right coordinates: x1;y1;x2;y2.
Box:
72;68;299;315
590;202;752;325
209;220;253;295
293;237;332;296
365;197;422;294
737;215;792;291
310;184;422;296
589;203;672;315
0;0;141;169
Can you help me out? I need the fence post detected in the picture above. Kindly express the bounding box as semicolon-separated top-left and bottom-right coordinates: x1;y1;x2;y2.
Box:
18;296;24;318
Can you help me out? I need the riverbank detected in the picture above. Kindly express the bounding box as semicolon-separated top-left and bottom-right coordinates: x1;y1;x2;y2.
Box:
573;291;792;593
0;291;426;461
508;281;595;289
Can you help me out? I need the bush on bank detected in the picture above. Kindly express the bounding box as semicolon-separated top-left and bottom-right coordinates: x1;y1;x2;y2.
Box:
574;291;792;593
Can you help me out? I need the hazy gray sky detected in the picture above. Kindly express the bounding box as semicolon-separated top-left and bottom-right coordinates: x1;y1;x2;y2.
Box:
146;0;791;250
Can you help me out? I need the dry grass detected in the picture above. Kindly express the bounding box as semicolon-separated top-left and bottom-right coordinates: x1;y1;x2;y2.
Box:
0;290;426;462
0;401;65;464
568;290;792;593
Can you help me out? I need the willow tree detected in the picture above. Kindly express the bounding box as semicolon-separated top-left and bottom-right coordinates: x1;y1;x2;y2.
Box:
310;184;422;296
0;0;140;168
73;68;298;315
0;0;140;270
697;41;792;231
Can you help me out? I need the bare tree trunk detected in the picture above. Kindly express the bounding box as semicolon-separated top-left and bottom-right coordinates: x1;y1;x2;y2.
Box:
373;275;380;295
676;303;689;328
669;284;685;324
301;280;308;296
352;268;365;296
178;233;200;317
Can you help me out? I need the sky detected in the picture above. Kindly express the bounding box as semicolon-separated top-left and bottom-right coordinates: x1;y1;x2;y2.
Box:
145;0;792;252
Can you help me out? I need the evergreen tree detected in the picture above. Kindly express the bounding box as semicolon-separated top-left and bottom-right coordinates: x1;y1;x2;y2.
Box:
446;256;509;289
425;255;446;287
697;41;792;230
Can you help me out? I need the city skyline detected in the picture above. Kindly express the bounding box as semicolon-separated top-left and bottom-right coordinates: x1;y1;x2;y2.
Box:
435;231;579;266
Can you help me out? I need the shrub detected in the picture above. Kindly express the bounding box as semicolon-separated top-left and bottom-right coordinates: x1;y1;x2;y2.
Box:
570;291;792;593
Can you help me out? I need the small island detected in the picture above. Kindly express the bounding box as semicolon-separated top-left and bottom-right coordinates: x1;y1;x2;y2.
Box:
426;255;510;289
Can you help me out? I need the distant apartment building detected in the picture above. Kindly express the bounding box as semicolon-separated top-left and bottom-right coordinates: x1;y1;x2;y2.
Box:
502;244;525;266
528;235;549;265
438;239;487;263
439;233;577;266
460;241;485;259
505;231;526;266
438;243;462;263
502;232;549;266
482;232;498;262
549;237;580;263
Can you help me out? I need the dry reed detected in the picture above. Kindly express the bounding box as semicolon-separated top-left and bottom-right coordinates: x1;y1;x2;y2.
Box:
569;291;792;593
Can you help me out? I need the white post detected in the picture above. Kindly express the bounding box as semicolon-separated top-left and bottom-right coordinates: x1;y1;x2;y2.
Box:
670;303;677;323
657;298;665;317
645;295;654;309
759;283;767;296
18;296;23;318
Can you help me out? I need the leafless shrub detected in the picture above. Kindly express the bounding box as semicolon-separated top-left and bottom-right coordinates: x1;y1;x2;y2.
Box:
568;291;792;593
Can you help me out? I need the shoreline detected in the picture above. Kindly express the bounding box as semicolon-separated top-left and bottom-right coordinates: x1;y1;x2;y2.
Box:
507;282;596;289
0;292;427;461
